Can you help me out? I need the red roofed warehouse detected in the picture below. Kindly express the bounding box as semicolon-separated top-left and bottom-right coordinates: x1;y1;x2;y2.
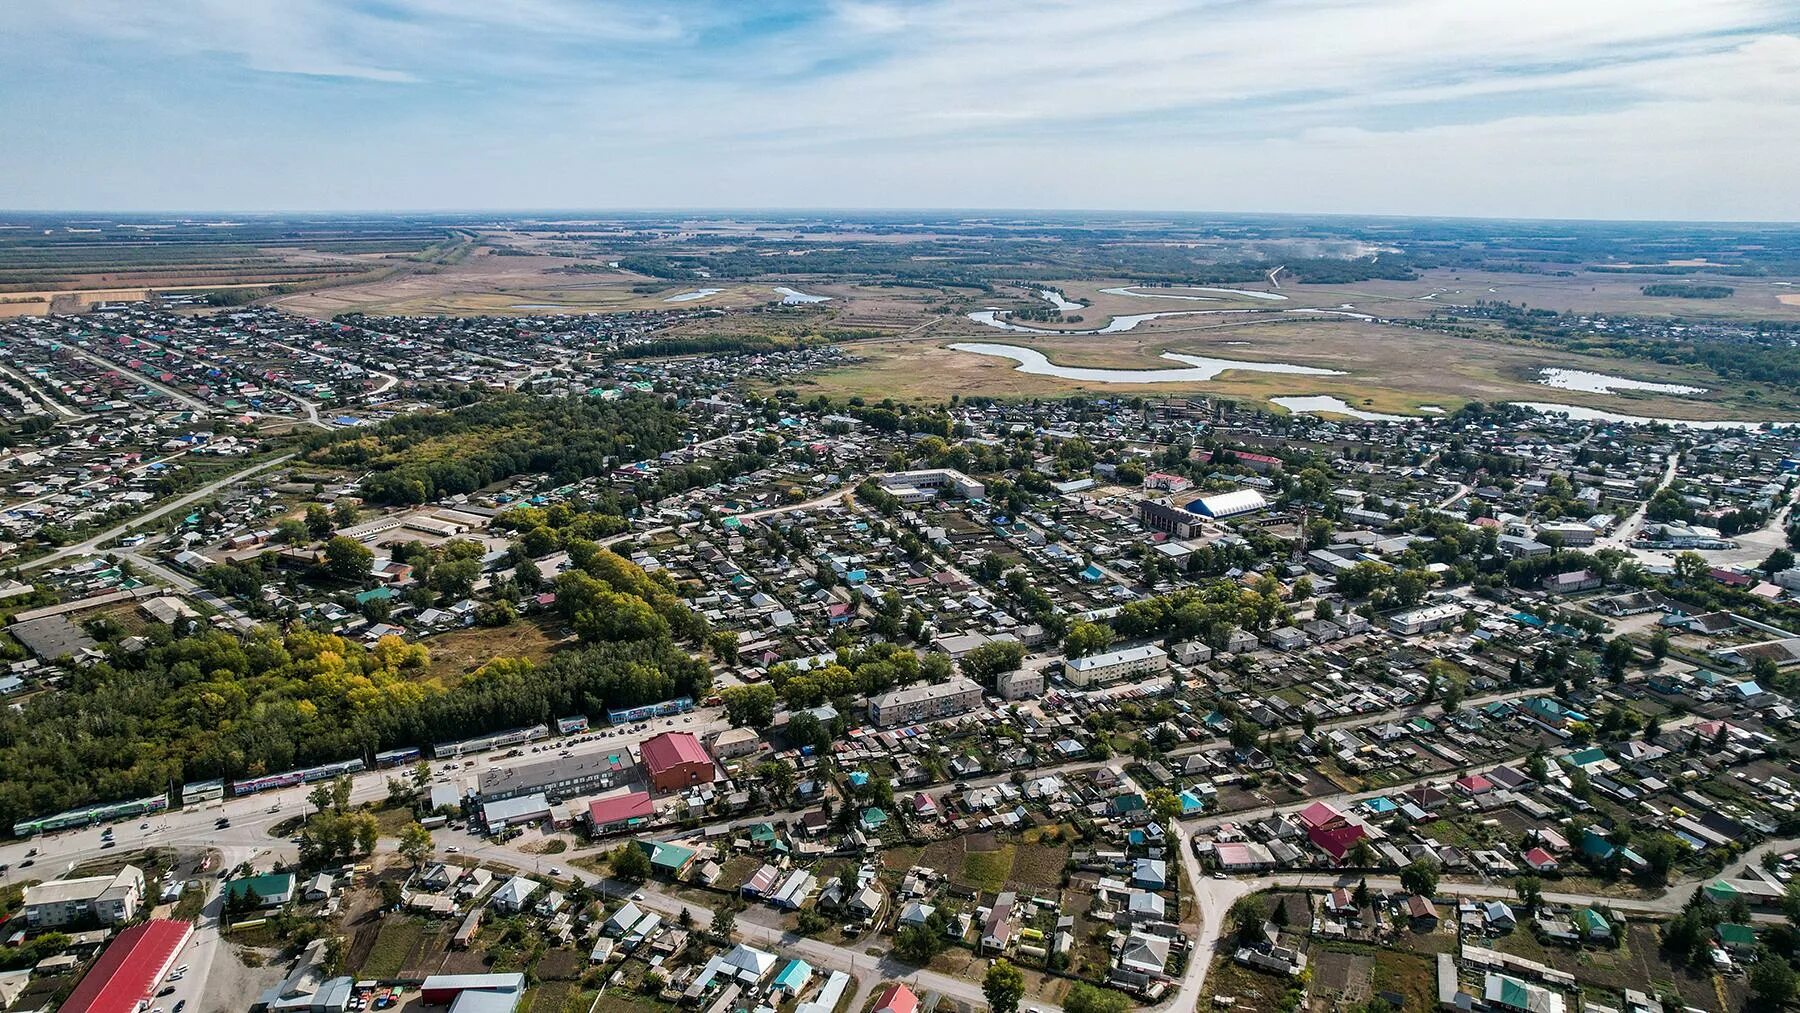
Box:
60;918;193;1013
587;792;655;835
639;731;715;792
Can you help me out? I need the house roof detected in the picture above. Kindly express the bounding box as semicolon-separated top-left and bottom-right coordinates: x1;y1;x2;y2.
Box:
1297;800;1344;830
1309;823;1367;861
640;731;710;773
873;983;921;1013
587;792;654;826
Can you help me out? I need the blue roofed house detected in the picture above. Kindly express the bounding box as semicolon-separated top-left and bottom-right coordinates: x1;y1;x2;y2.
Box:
771;958;813;998
1132;858;1167;890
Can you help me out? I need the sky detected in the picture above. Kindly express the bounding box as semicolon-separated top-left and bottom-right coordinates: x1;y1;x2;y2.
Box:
5;0;1799;220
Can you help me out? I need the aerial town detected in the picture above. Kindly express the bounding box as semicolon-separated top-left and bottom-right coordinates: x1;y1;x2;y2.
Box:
2;269;1798;1013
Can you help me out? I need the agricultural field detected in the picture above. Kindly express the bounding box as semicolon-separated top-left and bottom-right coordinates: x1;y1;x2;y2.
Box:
0;215;457;312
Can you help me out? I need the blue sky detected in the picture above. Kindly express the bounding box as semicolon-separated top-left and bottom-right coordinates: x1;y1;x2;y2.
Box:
5;0;1799;219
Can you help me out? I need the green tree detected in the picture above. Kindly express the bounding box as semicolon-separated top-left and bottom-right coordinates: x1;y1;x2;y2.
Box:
331;499;361;528
720;683;777;727
323;536;374;582
611;843;652;881
398;821;433;868
1400;859;1440;897
1514;875;1543;911
983;959;1026;1013
305;504;335;539
1064;621;1115;659
962;641;1026;685
1751;951;1796;1007
895;923;946;964
710;905;736;943
1063;983;1133;1013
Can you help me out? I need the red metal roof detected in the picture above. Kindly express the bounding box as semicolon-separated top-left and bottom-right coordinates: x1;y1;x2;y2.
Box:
587;792;654;825
1308;823;1368;862
639;731;709;773
873;983;920;1013
61;919;193;1013
1297;800;1344;831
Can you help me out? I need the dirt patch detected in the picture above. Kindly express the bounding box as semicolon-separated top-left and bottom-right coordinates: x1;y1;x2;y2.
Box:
423;618;572;682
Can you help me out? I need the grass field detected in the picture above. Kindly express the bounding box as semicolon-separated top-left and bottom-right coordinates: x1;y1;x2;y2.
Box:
424;618;571;683
786;312;1791;421
358;917;429;978
1370;950;1439;1011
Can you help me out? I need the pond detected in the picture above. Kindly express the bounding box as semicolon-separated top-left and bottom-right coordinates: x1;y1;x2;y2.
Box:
664;288;722;303
1101;286;1289;302
1537;368;1706;395
946;342;1343;383
773;286;830;304
965;308;1248;335
1512;402;1791;430
1270;395;1412;421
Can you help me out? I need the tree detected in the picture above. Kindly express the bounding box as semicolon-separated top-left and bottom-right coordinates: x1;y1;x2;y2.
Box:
305;504;335;540
1762;548;1796;577
895;923;945;964
983;959;1026;1013
332;499;361;528
720;683;777;727
346;811;378;854
1674;551;1708;584
1400;859;1440;897
1063;983;1133;1013
1063;621;1115;659
1229;895;1269;943
611;843;652;881
323;536;374;582
710;905;736;943
1145;788;1181;823
1514;875;1543;911
1649;630;1670;663
275;518;310;544
962;641;1026;685
1751;952;1797;1007
398;821;433;868
1604;636;1636;677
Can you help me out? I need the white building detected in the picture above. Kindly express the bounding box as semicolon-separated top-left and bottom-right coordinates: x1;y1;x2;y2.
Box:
24;865;144;927
1065;645;1169;687
1388;604;1467;636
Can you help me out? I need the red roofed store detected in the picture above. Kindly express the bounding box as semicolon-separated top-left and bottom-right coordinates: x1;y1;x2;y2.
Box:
60;919;193;1013
639;731;716;792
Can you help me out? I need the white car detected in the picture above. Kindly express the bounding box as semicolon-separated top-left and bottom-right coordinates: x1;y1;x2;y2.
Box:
445;845;460;853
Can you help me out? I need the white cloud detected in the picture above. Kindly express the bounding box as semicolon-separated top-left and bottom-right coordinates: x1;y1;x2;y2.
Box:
4;0;1798;216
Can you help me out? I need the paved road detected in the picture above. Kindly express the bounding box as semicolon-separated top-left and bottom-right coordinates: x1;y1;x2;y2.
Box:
0;362;86;418
24;452;295;570
59;342;213;413
1600;451;1679;552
